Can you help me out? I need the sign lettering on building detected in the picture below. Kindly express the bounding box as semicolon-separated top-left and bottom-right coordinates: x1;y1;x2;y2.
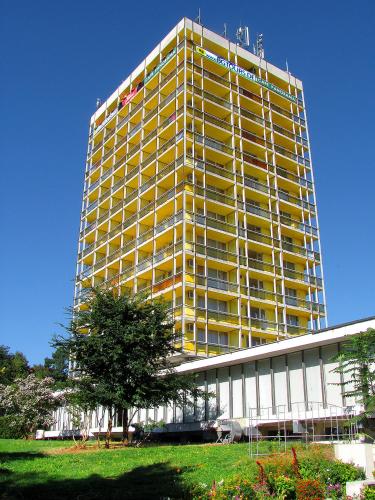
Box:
195;46;298;104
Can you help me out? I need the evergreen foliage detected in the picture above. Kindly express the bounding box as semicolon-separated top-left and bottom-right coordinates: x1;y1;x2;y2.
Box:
332;328;375;434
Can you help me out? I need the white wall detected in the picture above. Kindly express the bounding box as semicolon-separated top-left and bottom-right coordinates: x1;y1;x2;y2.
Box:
52;331;372;432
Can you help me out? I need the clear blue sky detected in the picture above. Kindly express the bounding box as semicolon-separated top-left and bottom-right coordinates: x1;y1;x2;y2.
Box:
1;0;374;365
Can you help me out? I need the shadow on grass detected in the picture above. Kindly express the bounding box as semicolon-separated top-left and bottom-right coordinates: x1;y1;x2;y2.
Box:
0;451;46;462
0;462;193;499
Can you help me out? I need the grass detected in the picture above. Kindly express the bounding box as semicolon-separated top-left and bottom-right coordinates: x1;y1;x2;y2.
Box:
0;439;330;499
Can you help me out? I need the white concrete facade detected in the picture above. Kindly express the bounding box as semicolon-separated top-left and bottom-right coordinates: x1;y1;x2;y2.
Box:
50;317;375;436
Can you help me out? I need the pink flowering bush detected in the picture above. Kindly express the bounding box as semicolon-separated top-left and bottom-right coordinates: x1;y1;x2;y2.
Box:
0;374;63;438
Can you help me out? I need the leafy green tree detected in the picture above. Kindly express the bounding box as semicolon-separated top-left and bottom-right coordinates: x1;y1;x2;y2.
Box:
0;346;29;385
44;345;69;383
31;363;51;380
332;328;375;435
32;346;69;387
53;288;208;446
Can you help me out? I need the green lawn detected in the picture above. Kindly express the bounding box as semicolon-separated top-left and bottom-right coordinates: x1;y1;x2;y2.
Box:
0;439;267;499
0;439;329;499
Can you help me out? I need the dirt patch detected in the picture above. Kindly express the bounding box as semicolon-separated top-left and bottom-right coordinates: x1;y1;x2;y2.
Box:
46;445;101;455
45;443;133;455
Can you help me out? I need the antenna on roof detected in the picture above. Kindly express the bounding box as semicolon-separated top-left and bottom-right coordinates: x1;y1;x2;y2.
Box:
285;59;290;74
255;33;264;59
195;8;202;25
223;23;228;39
96;98;102;109
236;26;250;48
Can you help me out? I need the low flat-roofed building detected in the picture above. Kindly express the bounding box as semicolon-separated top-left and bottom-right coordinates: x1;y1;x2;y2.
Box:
50;316;375;439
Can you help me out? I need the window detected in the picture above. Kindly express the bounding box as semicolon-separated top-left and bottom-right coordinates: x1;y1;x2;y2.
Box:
207;210;226;222
197;328;205;343
208;268;227;281
207;268;228;291
279;188;289;201
250;307;266;319
207;298;227;312
286;314;299;326
207;238;226;251
283;260;296;278
248;250;262;261
246;199;260;207
285;288;298;306
114;408;124;427
283;261;295;270
280;210;292;224
249;278;264;289
206;183;224;194
282;235;293;244
282;235;293;251
198;296;205;308
248;224;262;233
207;330;229;346
245;175;260;190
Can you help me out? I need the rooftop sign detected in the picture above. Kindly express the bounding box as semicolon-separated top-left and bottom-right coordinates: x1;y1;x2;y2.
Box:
195;46;297;104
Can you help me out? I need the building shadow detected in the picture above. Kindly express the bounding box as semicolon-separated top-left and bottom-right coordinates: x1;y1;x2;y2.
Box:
0;461;191;499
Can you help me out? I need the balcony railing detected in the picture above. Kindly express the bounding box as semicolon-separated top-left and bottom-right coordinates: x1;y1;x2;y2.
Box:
276;166;313;190
189;211;237;235
187;81;305;146
87;85;184;173
194;242;237;264
240;175;272;196
270;102;305;127
281;295;325;313
281;241;320;261
273;124;308;147
82;133;185;218
283;268;323;287
90;50;184;140
239;227;276;246
191;156;234;180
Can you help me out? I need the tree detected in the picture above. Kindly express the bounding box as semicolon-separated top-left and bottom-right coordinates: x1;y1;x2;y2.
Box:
0;345;29;385
44;345;69;383
0;374;64;438
32;345;69;387
53;288;208;446
332;328;375;435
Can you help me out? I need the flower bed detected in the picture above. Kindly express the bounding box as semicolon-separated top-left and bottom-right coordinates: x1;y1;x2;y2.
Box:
194;446;365;499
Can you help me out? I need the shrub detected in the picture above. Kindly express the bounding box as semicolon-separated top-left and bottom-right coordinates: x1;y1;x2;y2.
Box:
362;485;375;500
0;415;24;439
299;456;365;484
272;475;296;499
192;477;257;499
193;446;365;500
326;483;342;500
260;452;295;478
295;479;325;500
